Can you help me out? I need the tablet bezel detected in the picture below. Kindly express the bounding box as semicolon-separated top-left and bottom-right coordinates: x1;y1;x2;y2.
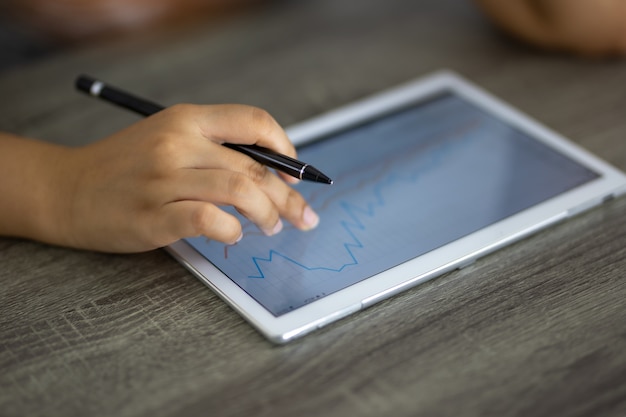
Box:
167;71;626;343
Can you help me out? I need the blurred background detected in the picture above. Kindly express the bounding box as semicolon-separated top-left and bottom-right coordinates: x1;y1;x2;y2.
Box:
2;0;625;74
0;0;269;73
0;14;55;72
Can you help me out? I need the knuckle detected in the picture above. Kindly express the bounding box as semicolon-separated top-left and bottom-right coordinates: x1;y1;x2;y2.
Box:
248;106;278;137
165;103;196;119
282;187;305;212
242;159;270;184
190;205;241;243
190;205;216;236
150;135;181;172
225;172;277;229
158;104;198;132
142;212;173;249
226;172;255;202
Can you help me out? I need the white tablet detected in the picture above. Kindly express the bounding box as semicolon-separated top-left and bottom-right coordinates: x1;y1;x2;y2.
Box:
167;71;626;343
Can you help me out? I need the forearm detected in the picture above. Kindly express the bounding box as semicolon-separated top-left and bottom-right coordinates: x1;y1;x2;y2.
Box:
0;133;77;246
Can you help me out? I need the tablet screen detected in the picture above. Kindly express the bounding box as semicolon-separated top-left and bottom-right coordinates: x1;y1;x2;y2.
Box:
185;92;599;316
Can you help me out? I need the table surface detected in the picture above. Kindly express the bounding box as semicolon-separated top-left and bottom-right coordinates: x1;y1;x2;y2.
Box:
1;1;625;416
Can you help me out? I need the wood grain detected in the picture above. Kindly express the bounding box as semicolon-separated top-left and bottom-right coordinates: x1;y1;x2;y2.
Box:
1;0;625;416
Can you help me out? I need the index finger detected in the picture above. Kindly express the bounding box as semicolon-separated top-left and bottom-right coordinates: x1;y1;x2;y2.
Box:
194;104;298;160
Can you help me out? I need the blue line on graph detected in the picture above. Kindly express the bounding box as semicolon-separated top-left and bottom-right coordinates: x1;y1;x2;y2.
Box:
248;199;379;278
245;122;478;279
248;145;452;278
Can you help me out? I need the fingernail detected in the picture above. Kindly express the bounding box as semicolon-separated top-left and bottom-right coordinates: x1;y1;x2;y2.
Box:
232;232;243;244
302;206;319;230
263;219;283;236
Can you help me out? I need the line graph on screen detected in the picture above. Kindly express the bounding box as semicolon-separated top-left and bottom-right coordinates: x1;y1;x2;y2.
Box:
181;92;602;317
217;119;480;279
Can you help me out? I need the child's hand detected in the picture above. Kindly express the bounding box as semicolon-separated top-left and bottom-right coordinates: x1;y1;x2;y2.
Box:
0;104;320;252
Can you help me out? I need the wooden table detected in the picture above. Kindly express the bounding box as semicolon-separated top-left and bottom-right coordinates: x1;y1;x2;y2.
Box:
1;1;625;416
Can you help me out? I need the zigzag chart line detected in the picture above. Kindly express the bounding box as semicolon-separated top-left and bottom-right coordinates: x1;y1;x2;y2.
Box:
242;120;480;279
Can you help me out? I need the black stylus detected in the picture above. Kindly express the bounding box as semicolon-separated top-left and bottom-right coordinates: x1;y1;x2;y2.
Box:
75;75;333;184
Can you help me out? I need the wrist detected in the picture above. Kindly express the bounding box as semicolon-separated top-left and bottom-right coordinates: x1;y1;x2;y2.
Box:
0;134;81;247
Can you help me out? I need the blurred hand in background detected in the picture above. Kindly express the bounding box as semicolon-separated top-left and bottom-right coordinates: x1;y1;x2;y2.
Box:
4;0;625;57
475;0;626;57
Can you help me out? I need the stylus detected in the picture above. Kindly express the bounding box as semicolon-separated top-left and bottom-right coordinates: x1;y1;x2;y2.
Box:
74;75;333;185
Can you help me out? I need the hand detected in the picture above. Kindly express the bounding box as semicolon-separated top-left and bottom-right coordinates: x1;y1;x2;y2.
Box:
0;104;320;253
475;0;626;57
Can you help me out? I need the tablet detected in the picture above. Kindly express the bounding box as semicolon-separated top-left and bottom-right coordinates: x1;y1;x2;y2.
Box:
167;71;626;343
